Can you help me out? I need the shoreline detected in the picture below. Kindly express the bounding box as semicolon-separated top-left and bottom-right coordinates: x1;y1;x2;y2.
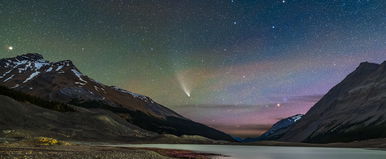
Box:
109;136;386;150
1;137;386;159
0;144;223;159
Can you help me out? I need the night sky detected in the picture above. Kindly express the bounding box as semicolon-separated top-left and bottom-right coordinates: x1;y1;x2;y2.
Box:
2;0;386;137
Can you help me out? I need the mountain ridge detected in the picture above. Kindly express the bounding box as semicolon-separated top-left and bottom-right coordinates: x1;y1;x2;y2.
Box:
0;53;234;141
279;61;386;143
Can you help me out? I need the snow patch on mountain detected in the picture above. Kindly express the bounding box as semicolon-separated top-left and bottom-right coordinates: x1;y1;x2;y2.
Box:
12;60;29;69
11;84;19;88
111;86;154;103
55;65;64;71
3;75;14;82
291;114;302;122
46;67;53;72
33;60;49;70
0;70;13;79
75;82;86;86
23;72;40;83
71;69;87;84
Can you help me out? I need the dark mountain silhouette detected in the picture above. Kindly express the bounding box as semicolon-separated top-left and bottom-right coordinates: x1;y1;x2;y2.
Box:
0;53;234;141
279;61;386;143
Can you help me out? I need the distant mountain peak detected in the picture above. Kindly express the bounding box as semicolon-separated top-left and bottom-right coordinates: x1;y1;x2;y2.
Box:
264;114;304;136
241;114;304;142
14;53;44;61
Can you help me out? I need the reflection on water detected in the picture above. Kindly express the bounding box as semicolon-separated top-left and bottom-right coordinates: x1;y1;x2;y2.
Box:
114;144;386;159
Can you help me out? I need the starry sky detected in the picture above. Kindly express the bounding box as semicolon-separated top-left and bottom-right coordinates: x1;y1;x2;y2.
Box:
1;0;386;137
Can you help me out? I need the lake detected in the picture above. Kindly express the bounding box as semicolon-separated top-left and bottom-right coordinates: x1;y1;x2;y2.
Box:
114;144;386;159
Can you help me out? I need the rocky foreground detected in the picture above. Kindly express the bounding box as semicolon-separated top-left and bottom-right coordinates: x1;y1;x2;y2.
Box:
0;137;221;159
2;137;386;159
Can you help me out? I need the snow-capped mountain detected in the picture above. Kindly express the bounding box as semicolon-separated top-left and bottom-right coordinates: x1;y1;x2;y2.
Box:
279;61;386;143
261;114;303;137
0;53;234;141
242;114;304;142
0;53;167;115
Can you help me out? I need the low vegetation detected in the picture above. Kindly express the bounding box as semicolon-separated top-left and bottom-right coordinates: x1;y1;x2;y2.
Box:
34;137;71;146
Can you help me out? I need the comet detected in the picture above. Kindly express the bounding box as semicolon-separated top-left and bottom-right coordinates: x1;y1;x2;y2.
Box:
181;82;191;97
176;72;191;97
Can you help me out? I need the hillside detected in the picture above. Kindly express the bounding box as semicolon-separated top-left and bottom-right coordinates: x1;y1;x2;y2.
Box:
0;53;234;141
279;61;386;143
0;94;155;142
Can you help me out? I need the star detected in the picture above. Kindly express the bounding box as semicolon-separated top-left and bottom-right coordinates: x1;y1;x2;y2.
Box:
3;0;386;138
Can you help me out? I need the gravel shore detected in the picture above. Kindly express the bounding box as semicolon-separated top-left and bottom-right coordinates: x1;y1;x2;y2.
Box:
0;145;177;159
0;138;223;159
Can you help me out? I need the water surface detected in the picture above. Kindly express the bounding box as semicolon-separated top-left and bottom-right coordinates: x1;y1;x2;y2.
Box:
115;144;386;159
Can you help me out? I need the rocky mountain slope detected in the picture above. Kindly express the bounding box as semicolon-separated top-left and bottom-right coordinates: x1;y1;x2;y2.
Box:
0;53;178;117
279;61;386;143
0;53;233;141
0;94;154;141
243;114;303;142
